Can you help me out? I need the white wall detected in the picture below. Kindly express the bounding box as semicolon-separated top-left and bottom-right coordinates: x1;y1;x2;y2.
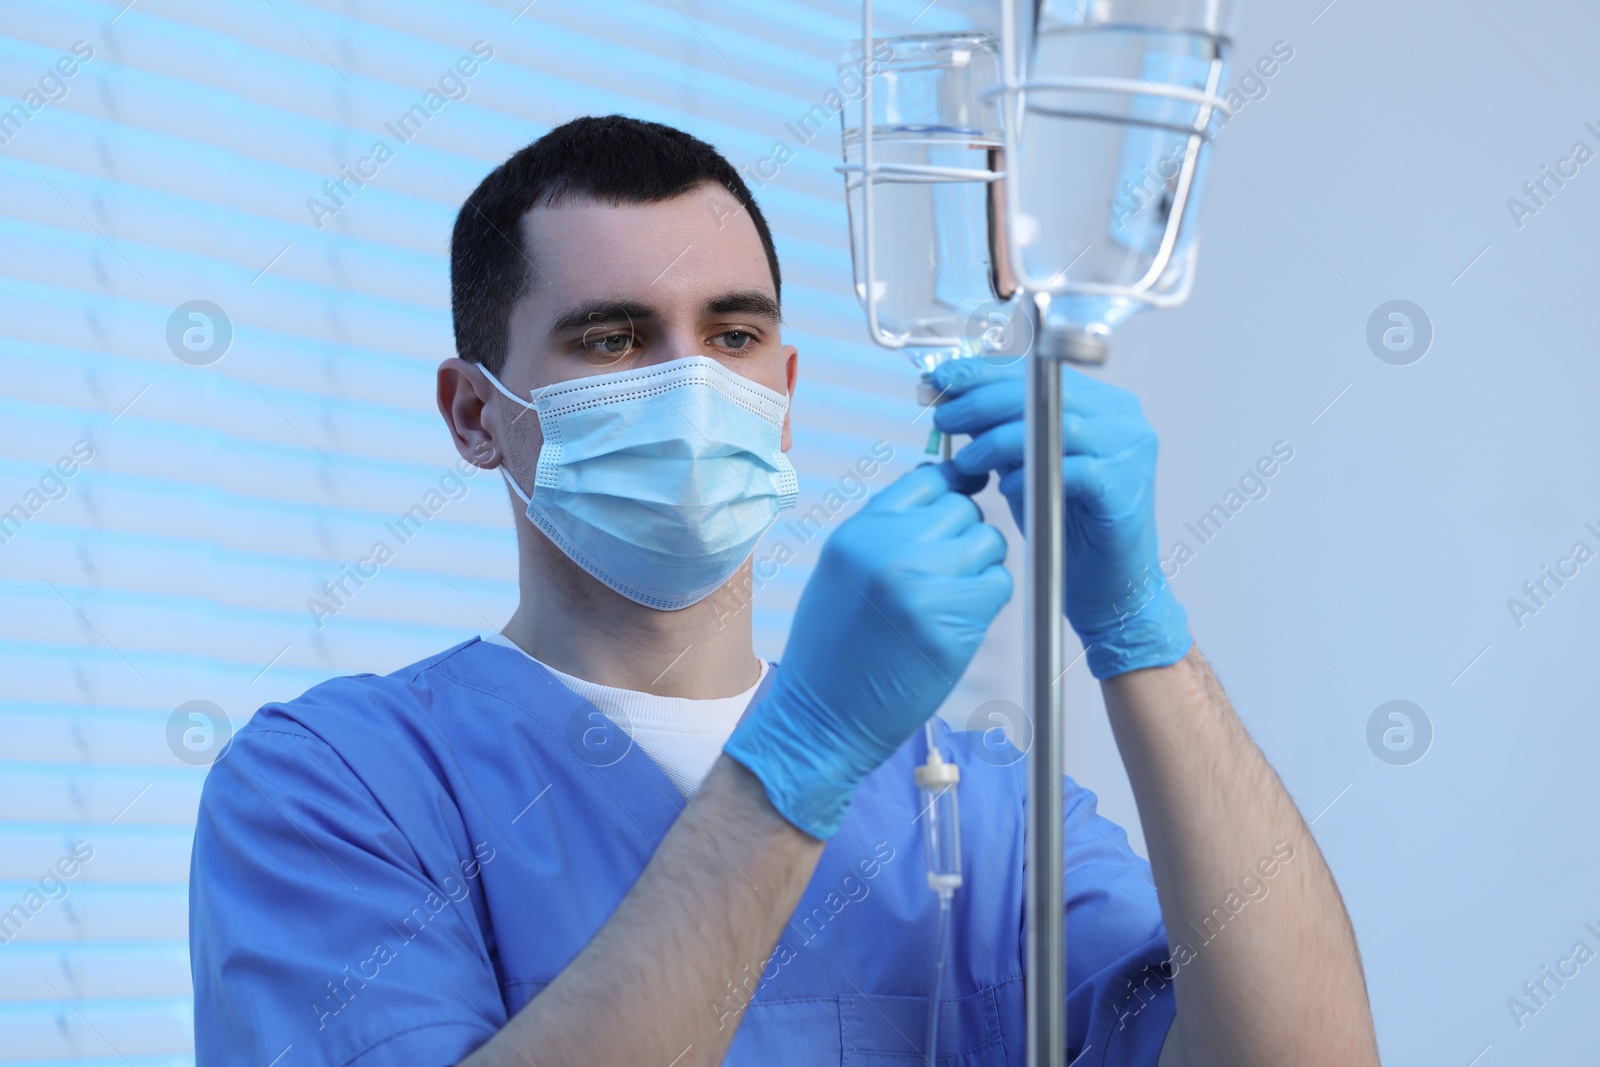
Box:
1059;2;1600;1065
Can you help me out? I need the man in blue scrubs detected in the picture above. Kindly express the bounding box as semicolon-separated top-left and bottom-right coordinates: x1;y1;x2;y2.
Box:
189;116;1381;1066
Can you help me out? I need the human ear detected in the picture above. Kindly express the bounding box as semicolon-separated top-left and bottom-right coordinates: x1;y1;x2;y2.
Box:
436;357;503;470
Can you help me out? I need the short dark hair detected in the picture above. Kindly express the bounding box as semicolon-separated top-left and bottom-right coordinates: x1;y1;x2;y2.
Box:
449;114;782;375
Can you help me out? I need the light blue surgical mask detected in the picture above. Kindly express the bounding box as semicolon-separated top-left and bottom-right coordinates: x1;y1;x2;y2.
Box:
481;355;799;610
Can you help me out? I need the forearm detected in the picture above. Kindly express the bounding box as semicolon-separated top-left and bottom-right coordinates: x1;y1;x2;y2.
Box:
459;755;824;1067
1102;645;1379;1067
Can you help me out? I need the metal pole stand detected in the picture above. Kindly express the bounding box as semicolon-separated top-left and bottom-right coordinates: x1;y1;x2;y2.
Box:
1022;294;1109;1067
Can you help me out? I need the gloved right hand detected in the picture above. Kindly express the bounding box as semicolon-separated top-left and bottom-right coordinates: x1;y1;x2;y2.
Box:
724;461;1013;840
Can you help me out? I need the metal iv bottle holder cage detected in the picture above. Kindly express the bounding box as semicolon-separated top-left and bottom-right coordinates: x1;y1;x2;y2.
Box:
987;0;1233;357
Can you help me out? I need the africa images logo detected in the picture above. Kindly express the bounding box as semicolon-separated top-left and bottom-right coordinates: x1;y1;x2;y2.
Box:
306;42;494;228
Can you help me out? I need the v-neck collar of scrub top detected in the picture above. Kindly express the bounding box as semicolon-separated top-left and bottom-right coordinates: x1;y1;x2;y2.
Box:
463;634;774;848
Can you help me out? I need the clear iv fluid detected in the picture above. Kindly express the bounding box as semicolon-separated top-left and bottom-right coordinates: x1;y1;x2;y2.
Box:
922;781;962;895
844;126;999;374
1022;25;1225;335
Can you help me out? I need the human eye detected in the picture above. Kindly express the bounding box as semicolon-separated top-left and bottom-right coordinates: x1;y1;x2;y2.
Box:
709;329;758;352
580;330;636;358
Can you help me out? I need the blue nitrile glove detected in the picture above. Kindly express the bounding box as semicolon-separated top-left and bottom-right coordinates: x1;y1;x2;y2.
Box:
724;462;1013;840
931;357;1191;680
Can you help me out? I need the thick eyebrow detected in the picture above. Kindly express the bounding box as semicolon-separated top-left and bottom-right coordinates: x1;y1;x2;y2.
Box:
704;290;781;324
546;299;658;337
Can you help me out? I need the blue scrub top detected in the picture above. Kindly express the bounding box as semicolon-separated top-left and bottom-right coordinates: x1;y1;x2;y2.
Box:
189;638;1176;1066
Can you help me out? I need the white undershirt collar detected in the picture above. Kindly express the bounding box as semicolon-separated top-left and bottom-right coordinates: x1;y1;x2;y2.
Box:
478;632;767;798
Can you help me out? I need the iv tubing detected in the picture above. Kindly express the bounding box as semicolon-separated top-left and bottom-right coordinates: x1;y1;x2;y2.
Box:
925;888;954;1066
920;718;958;1065
921;364;957;1060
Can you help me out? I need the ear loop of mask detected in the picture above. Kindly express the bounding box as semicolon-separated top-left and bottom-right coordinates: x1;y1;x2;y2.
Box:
477;365;537;507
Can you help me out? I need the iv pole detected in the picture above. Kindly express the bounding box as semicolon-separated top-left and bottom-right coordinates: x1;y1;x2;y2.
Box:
1020;311;1109;1067
1022;288;1067;1067
998;2;1218;1062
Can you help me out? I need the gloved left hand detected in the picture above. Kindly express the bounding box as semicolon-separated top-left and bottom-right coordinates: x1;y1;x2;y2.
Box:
931;357;1191;680
724;462;1013;840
